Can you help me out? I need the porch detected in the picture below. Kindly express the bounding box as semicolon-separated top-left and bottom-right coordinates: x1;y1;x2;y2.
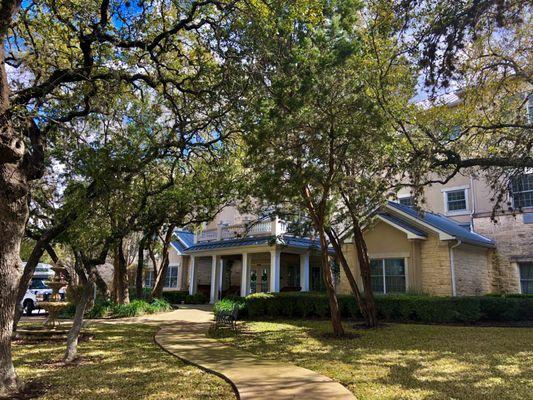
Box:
187;249;325;303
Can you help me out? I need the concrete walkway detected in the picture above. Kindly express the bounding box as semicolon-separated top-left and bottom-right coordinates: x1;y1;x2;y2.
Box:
154;305;355;400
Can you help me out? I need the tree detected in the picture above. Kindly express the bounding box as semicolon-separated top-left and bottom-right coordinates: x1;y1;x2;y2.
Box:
234;0;416;331
392;0;532;205
0;0;241;392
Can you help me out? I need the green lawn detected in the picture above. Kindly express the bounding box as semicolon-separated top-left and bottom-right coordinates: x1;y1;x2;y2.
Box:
220;320;533;400
13;323;235;400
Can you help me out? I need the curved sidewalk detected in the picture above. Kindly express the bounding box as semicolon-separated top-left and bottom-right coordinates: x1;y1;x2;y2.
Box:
154;306;355;400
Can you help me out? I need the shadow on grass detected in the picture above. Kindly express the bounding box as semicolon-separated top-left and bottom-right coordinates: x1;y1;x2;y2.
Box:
13;324;235;400
224;320;533;400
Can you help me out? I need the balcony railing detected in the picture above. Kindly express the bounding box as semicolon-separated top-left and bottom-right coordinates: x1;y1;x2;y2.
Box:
195;217;287;243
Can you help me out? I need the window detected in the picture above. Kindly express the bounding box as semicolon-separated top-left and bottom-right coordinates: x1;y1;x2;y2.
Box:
519;263;533;294
165;266;179;288
446;189;467;212
261;268;269;292
510;173;533;209
144;270;154;288
250;271;257;294
399;196;414;207
370;258;406;294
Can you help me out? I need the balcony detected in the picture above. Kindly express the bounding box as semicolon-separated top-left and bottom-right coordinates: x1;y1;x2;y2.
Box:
195;217;287;243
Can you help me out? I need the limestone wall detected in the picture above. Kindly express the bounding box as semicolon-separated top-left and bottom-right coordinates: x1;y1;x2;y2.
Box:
473;215;529;293
453;244;491;296
419;234;452;295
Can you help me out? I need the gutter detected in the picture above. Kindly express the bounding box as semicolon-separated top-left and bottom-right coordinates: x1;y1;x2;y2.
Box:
449;240;462;296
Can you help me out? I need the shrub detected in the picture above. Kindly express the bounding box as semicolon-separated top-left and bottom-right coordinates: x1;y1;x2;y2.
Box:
212;292;533;324
87;300;112;318
213;297;247;319
162;291;189;304
185;293;208;304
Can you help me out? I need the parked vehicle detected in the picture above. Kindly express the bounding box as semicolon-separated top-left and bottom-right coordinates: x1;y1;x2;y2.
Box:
29;278;66;302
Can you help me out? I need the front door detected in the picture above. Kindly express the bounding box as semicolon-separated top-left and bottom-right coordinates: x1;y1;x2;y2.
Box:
249;268;269;293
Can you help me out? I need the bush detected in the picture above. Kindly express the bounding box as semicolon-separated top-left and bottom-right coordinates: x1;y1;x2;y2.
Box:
162;291;189;304
213;292;533;324
213;297;247;319
60;298;171;319
185;293;208;304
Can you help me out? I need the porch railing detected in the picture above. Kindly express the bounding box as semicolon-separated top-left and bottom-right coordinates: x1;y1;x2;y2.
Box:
195;217;287;243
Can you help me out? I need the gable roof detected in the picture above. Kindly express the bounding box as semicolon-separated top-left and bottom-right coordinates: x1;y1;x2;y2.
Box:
386;201;495;247
377;212;427;239
170;230;196;254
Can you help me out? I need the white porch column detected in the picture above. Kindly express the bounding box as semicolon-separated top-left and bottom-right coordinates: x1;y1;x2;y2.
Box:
270;249;281;292
300;251;310;291
218;258;224;299
240;253;249;297
189;256;197;295
209;255;219;304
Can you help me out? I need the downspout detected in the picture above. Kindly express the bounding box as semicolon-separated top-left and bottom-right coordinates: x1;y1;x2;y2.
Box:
470;175;476;230
449;240;462;296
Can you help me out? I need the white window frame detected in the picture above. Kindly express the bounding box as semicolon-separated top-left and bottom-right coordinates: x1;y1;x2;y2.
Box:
165;264;180;288
519;262;533;295
510;173;533;210
398;195;414;207
370;258;408;294
442;185;470;215
145;270;154;288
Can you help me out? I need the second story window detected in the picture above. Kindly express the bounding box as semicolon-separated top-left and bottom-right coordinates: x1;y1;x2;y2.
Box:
399;196;414;207
510;173;533;209
445;189;467;213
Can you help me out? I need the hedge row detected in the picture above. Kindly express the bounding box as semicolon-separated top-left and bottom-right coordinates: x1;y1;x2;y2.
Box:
161;291;208;304
214;292;533;324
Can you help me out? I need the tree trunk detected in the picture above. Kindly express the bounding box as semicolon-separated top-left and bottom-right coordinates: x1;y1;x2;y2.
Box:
150;255;168;300
0;210;24;396
0;160;26;396
317;228;344;337
351;219;378;327
150;225;175;301
0;102;27;394
112;239;129;304
136;236;147;299
64;262;95;363
12;240;46;334
325;227;372;325
93;267;110;300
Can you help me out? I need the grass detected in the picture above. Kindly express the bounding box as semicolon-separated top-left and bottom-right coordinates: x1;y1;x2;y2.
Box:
13;323;235;400
219;320;533;400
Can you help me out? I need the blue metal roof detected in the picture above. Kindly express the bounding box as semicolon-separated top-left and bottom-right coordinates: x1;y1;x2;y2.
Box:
184;234;328;253
378;212;427;238
387;201;495;247
170;231;195;254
